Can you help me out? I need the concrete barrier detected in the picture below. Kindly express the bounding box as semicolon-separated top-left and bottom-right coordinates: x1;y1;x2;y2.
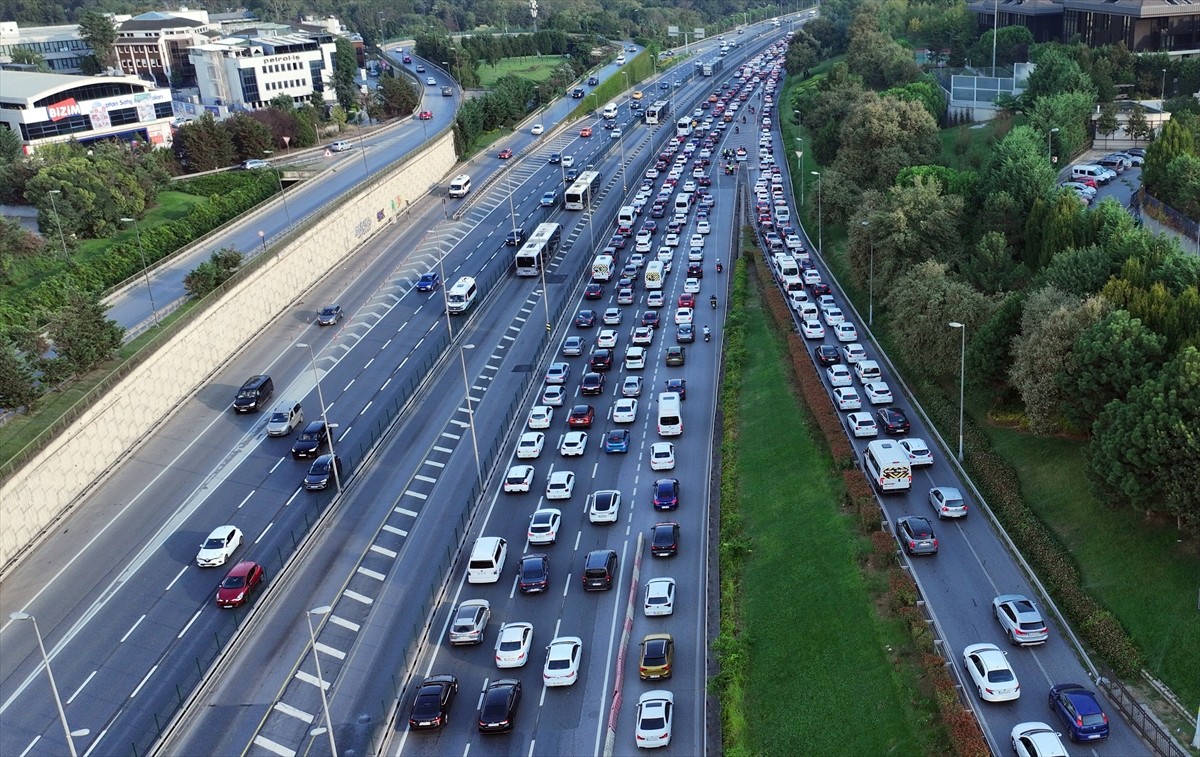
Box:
0;131;458;573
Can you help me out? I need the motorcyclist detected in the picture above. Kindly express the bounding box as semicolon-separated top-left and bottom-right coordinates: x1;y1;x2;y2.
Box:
703;325;711;341
741;115;746;124
735;125;739;134
710;293;718;308
716;259;723;273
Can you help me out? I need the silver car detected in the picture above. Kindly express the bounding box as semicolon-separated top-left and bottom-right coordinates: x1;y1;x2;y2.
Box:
992;594;1050;646
929;486;967;519
448;599;491;645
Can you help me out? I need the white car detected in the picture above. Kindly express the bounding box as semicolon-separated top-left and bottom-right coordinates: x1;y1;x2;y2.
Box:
494;622;534;668
674;308;693;325
635;238;652;253
687;247;704;262
683;278;701;294
528;405;554;429
689;234;704;249
560;431;588;457
613;398;639;423
562;155;575;167
1011;722;1069;757
543;636;583;687
516;431;545;459
588;489;622;523
604;307;623;325
682;180;697;193
545;470;575;499
826;364;853;387
632;327;654;345
597;329;618;349
196;525;243;567
847;412;878;438
787;290;809;311
646;291;665;308
697;219;711;235
833;387;861;410
635;691;674;748
664;233;680;247
823;307;845;326
863;381;893;405
625;346;647;369
842;343;866;364
643;577;676;616
801;319;825;339
546;362;570;385
629;253;646;269
817;294;836;311
504;464;536;493
618;288;635;305
899;438;933;466
531;123;544;135
649;441;675;471
611;127;623;139
622;375;643;397
527;508;562;545
962;643;1020;702
542;384;566;407
834;322;857;342
656;247;673;264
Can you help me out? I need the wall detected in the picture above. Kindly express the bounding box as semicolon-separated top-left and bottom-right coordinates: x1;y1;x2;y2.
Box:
0;131;457;572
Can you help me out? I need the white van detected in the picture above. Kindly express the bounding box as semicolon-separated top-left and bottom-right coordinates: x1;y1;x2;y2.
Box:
446;276;478;314
657;392;683;436
448;174;472;197
674;193;692;214
854;359;882;384
618;205;637;226
1070;164;1110;185
781;275;805;293
602;102;619;119
467;536;507;583
644;260;665;290
615;54;626;66
592;254;615;281
773;254;799;280
863;440;913;493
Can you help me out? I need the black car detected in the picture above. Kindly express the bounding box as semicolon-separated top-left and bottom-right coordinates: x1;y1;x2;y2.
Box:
876;407;911;435
814;344;840;366
316;304;343;325
416;271;442;291
575;309;597;328
303;454;342;490
687;262;703;278
580;371;606;396
584;283;604;299
811;281;832;296
548;152;561;164
518;554;550;593
650;522;680;557
582;549;618;591
676;323;695;343
653;478;680;510
505;227;526;246
478;679;521;733
572;86;585;98
591;349;613;371
641;310;660;329
409;674;458;730
291;421;329;459
664;378;687;399
565;167;580;183
588;75;600;85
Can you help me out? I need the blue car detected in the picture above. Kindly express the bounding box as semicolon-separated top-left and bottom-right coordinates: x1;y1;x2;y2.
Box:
604;429;630;453
1048;683;1109;742
416;272;441;291
541;191;558;207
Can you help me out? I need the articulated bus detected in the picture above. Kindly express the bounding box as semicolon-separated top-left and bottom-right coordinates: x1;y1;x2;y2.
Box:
675;117;693;138
514;222;563;276
564;170;603;211
645;100;671;125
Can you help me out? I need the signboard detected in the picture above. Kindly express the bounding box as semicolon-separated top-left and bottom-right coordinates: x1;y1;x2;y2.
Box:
694;27;705;39
667;25;680;37
47;98;80;121
45;88;171;124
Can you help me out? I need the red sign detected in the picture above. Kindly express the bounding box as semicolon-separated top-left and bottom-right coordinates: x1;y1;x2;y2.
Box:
47;98;80;121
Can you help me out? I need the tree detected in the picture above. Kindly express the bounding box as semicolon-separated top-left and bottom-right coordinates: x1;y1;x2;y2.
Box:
377;74;419;118
882;78;947;124
1126;102;1152;145
1039;243;1125;297
1028;91;1095;162
833;92;941;191
1024;48;1095;101
184;248;243;298
173;114;236;172
1142;117;1195;191
10;48;50;71
333;37;359;111
1058;310;1166;430
957;231;1029;295
221;113;274;162
784;31;820;76
967;25;1033;68
45;290;124;379
1038;190;1090;268
0;337;40;411
1087;347;1200;531
0;128;22;166
1096;102;1120;148
78;11;118;71
968;292;1026;389
984;126;1057;217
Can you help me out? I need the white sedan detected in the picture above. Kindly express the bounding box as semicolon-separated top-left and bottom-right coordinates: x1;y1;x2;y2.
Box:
697;220;711;234
613;398;639;423
531;124;544;135
962;643;1020;702
196;525;243;567
644;577;676;617
559;431;588;456
1011;722;1069;757
646;291;665;308
863;381;893;405
527;508;562;545
632;327;654;346
847;412;878;438
673;308;693;325
834;322;858;342
494;622;534;668
503;464;535;493
588;489;622;523
842;343;866;364
899;437;933;466
516;431;545;459
561;154;575;167
801;319;825;339
663;233;680;247
635;691;674;748
545;470;575;500
689;234;704;249
687;247;704;262
597;329;618;349
833;387;861;411
543;636;583;687
826;364;853;387
528;405;553;429
683;278;701;294
649;441;675;471
822;307;845;326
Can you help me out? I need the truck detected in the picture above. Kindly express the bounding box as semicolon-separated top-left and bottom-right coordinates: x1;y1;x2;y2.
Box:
592;254;615;281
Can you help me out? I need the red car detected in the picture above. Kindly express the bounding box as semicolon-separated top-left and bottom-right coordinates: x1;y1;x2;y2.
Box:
580;127;593;138
568;404;595;428
418;110;433;120
678;292;695;308
497;148;513;159
215;561;265;608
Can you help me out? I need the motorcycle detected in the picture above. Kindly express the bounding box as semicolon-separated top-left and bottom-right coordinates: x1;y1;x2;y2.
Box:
735;126;739;134
710;294;718;309
716;261;723;273
703;326;711;342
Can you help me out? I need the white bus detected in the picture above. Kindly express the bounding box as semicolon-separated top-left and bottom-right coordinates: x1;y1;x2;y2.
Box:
564;170;603;211
863;440;913;493
515;222;563;276
446;276;478;314
645;100;670;125
676;117;692;138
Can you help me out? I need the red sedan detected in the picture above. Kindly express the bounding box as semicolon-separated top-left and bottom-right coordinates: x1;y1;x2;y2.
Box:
497;148;514;159
418;110;433;120
678;293;695;308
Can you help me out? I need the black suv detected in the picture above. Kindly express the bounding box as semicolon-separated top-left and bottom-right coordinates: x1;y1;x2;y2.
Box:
291;420;329;459
582;549;618;591
505;227;526;246
590;349;613;371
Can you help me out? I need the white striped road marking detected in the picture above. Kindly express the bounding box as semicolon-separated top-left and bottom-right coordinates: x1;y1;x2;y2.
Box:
120;615;145;642
66;670;96;704
424;460;445;468
272;701;314;723
356;566;385;581
395;507;418;517
450;419;469;428
344;590;374;605
329;615;360;632
295;670;330;690
433;446;453;453
414;474;437;483
314;642;346;661
252;735;296;757
370;544;397;558
382;525;408;537
441;432;461;440
129;664;157;698
404;490;428;500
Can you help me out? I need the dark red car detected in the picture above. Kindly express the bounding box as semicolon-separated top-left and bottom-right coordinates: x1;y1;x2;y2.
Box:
418;110;433;120
215;561;264;608
497;147;513;159
584;283;604;300
568;404;595;428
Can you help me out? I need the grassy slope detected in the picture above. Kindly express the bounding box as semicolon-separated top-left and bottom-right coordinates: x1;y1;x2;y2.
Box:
476;56;569;88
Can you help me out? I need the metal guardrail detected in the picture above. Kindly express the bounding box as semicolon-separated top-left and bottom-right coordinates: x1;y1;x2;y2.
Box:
1100;678;1190;757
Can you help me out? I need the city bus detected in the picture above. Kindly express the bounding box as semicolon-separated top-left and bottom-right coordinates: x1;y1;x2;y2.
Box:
514;222;563;276
645;100;671;125
675;117;692;138
564;170;603;211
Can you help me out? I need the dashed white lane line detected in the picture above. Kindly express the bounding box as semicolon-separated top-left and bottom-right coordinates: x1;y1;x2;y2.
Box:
314;642;346;661
177;609;202;639
66;670;96;704
129;664;157;699
394;507;418;517
329;615;360;632
272;701;314;724
295;670;329;690
370;544;398;558
120;615;145;643
164;566;187;592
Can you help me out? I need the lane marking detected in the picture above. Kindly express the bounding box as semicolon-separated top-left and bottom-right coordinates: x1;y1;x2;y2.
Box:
370;544;397;558
177;609;202;639
344;590;374;605
314;642;347;661
414;474;437;483
129;664;157;699
164;566;187;592
382;525;408;537
295;670;330;690
328;615;360;632
356;566;386;581
255;522;274;544
120;615;145;643
66;670;97;704
19;736;39;757
237;490;255;509
252;734;297;757
403;490;428;500
272;701;314;724
395;507;418;517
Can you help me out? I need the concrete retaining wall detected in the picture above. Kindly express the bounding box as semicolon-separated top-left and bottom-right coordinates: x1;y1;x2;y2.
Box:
0;131;458;572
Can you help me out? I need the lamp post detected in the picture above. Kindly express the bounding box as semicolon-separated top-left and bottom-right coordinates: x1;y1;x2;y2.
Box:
622;71;630;91
1047;127;1058;165
119;217;160;327
296;343;341;493
458;343;483;489
46;190;69;262
619;131;627;193
258;229;267;257
9;612;89;757
861;220;874;327
991;0;999;71
1161;68;1168;100
794;137;804;206
810;171;822;256
948;322;966;462
305;606;338;756
263;150;292;224
359;142;370;178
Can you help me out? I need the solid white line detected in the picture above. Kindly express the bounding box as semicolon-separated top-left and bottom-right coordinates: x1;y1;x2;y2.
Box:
592;540;629;757
272;701;314;724
370;544;397;558
66;670;96;705
394;507;418;517
237;490;255;509
255;522;274;544
252;734;297;757
344;590;374;605
164;566;188;592
120;615;145;643
129;664;157;699
283;488;302;507
177;609;202;639
329;615;360;632
382;525;408;537
295;669;330;690
314;642;347;661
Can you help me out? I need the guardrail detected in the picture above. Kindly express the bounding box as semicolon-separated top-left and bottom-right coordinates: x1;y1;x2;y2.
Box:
1099;677;1190;757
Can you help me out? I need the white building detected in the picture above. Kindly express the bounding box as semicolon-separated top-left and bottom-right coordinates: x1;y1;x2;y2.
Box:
188;30;337;110
0;21;91;73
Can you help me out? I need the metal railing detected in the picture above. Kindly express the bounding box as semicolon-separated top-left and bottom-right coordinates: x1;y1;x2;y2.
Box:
1099;677;1189;757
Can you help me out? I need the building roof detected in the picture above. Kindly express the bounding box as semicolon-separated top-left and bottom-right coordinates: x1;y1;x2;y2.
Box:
120;12;208;32
968;0;1065;16
0;71;154;104
1059;0;1200;16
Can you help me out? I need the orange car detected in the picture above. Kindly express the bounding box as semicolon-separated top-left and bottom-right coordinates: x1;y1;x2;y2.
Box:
497;148;513;159
580;127;593;138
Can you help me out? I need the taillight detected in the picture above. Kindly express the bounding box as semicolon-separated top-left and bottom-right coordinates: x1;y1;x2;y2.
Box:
1075;715;1084;726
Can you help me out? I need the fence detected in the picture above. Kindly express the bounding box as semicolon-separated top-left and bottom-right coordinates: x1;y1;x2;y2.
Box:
1099;677;1189;757
1140;191;1200;254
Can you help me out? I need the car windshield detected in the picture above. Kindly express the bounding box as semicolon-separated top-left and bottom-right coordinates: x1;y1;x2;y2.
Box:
221;575;246;589
203;537;226;549
299;431;317;441
269;412;288;423
320;307;337;316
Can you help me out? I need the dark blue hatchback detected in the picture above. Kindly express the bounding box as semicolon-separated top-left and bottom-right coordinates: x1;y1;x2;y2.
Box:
605;429;630;453
416;272;441;291
1048;683;1109;742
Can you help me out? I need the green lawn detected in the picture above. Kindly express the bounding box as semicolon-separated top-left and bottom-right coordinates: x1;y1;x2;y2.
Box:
476;55;570;88
937;115;1026;172
735;286;934;756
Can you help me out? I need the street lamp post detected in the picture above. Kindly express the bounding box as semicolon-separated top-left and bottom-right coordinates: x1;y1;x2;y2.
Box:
861;220;874;327
305;606;338;756
120;217;160;327
296;343;342;493
9;612;89;757
258;230;268;257
263;150;292;224
810;171;822;256
47;190;69;262
794;137;804;206
1161;68;1168;100
1047;127;1059;165
948;322;966;462
458;344;483;489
